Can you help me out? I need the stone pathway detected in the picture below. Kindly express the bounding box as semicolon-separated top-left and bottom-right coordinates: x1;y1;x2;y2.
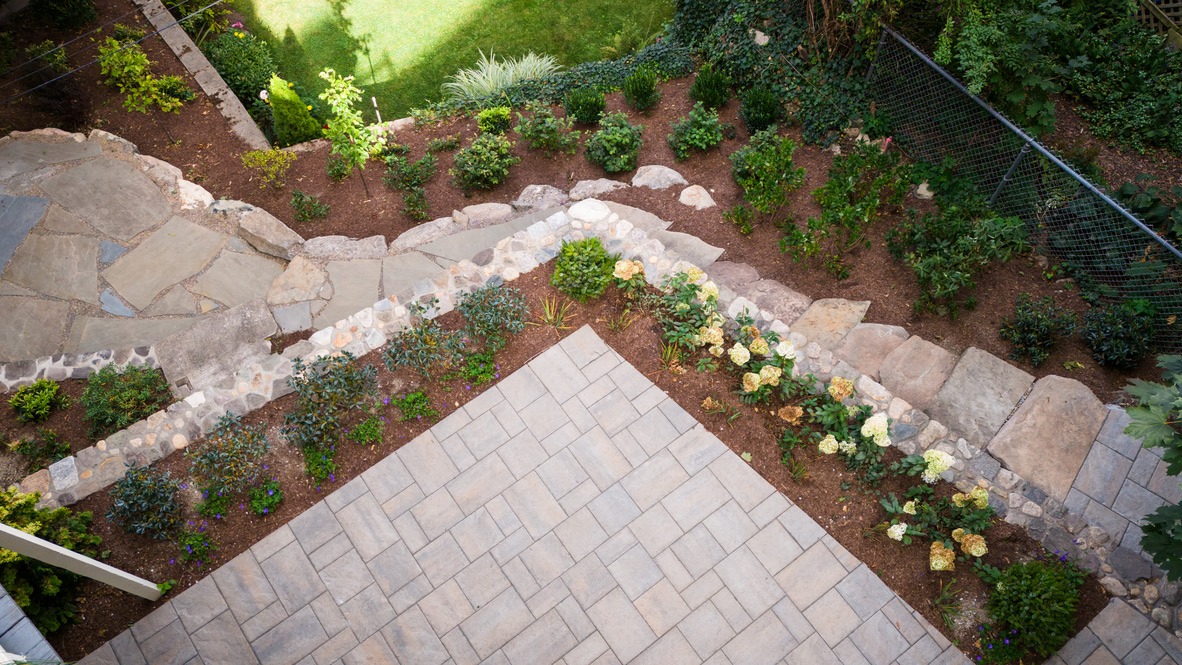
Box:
78;328;966;665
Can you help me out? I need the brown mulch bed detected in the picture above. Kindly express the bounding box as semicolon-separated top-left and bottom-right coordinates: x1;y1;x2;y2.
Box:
0;379;93;487
50;264;1106;663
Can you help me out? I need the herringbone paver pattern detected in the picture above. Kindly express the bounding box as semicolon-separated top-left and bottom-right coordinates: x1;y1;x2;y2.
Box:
79;327;970;665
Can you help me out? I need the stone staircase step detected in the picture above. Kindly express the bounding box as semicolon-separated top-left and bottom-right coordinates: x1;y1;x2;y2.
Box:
649;229;724;269
928;347;1034;449
878;336;957;412
832;323;909;381
414;215;537;263
381;251;445;299
788;298;870;349
155;299;276;391
740;279;812;326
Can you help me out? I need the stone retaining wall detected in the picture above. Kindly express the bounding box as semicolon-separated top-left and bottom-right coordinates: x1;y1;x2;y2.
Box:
0;346;156;391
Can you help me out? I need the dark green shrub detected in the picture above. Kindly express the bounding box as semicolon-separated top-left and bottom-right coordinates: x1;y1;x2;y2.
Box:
325;154;351;181
730;127;805;215
205;30;275;110
0;487;103;634
384;154;436;191
291;190;330;222
8;429;70;473
155;75;194;104
427;134;462;153
586;112;645;173
9;378;67;423
283;353;377;482
249;478;284;516
999;294;1077;367
269;74;321;147
28;0;95;29
187;413;268;495
347;417;383;446
383;299;465;379
393;391;438;422
669;0;726;48
0;33;12;71
564;87;606;125
81;365;172;440
25;40;69;75
986;558;1083;658
1081;299;1156;369
552;238;615;302
739;86;783;134
107;464;181;539
458;284;529;352
690;64;730;109
476;106;512;134
403;188;429;221
450;133;520;193
667;101;724;161
623;65;661;112
514;102;580;155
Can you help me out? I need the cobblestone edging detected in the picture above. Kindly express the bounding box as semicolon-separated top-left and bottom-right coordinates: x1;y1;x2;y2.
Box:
0;346;156;391
14;198;1182;651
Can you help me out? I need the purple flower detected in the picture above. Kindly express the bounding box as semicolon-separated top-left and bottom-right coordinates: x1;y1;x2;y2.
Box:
169;558;176;565
263;508;269;514
383;397;390;405
215;513;222;520
267;489;274;496
1003;639;1010;645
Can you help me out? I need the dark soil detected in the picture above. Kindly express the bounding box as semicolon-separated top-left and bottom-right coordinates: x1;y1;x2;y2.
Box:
0;379;92;486
50;264;1106;663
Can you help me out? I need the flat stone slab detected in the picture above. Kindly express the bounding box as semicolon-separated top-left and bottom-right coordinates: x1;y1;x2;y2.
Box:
742;279;812;325
415;218;534;263
0;296;68;361
789;299;870;350
878;337;957;411
0;138;101;181
41;158;170;242
302;235;386;260
314;259;382;328
155;299;276;390
382;252;443;298
930;347;1034;448
141;284;196;316
99;288;135;317
0;195;50;272
988;375;1107;502
512;184;570;212
389;217;457;252
3;233;99;304
707;261;760;292
102;216;226;310
650;230;724;269
832;323;909;380
66;316;193;355
38;205;92;235
191;251;284;308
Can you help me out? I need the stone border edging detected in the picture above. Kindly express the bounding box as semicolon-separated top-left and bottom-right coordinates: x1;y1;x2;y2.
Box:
0;346;156;392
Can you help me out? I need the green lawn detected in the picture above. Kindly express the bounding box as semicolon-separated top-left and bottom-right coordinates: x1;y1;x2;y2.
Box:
235;0;675;120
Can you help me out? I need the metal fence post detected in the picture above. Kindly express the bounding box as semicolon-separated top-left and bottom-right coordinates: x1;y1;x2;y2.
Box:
864;30;889;83
988;143;1032;207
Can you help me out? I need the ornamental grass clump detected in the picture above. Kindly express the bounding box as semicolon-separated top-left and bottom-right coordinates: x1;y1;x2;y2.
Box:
551;238;616;302
585;112;644;173
444;50;561;101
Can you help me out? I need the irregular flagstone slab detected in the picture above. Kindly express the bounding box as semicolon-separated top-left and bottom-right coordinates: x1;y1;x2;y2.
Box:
511;184;570;212
789;299;870;350
38;205;93;234
457;202;515;228
142;284;196;316
41;158;170;242
382;252;443;298
415;218;534;263
314;259;382;328
267;256;329;306
0;296;68;361
0;195;50;271
0;280;37;297
0;138;101;181
988;375;1107;502
742;279;812;325
930;347;1034;448
302;235;387;261
155;299;276;390
237;208;304;260
632;165;688;190
649;230;724;268
102;216;227;310
66;316;193;355
99;289;136;317
191;251;285;308
98;240;127;265
832;323;909;380
878;336;957;410
602;201;671;233
570;178;628;201
272;302;312;334
390;217;457;252
678;185;717;210
3;233;99;304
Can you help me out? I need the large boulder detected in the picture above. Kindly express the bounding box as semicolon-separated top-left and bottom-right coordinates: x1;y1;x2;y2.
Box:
237;208;304;260
267;256;329;305
456;202;515;228
929;347;1034;448
678;185;716;210
632;165;688;190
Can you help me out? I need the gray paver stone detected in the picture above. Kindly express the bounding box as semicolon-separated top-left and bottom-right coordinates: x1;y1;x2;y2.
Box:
336;494;400;562
835;565;894;620
172;577;229;634
138;618;197;665
340;583;396;641
722;610;797;665
261;541;326;613
777;542;847;609
250;605;328;665
805;589;863;647
459;588;534;659
1088;600;1155;659
848;611;911;664
190;611;258;665
588;587;659;661
1097;407;1143;459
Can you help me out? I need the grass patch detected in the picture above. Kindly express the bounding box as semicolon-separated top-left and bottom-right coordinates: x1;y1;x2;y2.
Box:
235;0;674;119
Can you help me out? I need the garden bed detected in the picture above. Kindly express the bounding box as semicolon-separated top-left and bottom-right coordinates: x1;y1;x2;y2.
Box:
48;262;1105;663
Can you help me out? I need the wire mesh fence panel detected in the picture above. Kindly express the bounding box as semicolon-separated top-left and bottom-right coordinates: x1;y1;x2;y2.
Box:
867;27;1182;349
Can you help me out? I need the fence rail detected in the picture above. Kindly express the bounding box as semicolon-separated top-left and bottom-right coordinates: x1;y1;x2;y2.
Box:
1136;0;1182;47
867;26;1182;348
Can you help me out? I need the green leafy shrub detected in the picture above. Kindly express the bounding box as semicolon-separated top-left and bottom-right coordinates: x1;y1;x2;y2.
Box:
242;148;297;189
450;133;520;193
249;478;284;516
28;0;95;29
667;101;724;161
1115;174;1182;242
383;299;465;379
690;63;731;110
26;40;69;75
427;135;462;153
586;112;645;173
81;364;172;440
325;154;351;181
514;102;580;155
403;188;429;221
1081;299;1155;369
282;353;376;482
451;351;498;386
8;429;70;473
384;154;436;191
458;284;529;352
724;204;754;235
96;38;190;114
347;416;383;446
986;558;1083;658
196;487;231;520
564;87;606;125
107;464;181;539
268;74;322;147
739;86;783;134
9;378;67;423
730;127;805;215
177;522;216;564
477;106;512;134
443;50;562;101
0;487;103;634
999;294;1077;367
622;65;661;112
205;30;275;110
291;190;330;222
393;391;438;422
552;238;615;302
188;413;268;496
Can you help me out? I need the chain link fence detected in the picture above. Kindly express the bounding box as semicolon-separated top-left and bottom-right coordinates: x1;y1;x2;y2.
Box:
867;26;1182;349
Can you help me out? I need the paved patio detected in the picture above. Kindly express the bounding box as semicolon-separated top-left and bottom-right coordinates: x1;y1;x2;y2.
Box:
79;327;968;665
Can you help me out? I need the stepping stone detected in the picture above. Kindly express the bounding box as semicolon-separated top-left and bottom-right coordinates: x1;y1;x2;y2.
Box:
41;158;170;242
142;285;196;316
272;302;312;334
512;184;570;212
789;299;870;349
457;202;515;228
649;230;724;268
832;323;909;380
191;251;285;308
678;185;716;210
382;252;443;298
155;299;276;390
0;195;50;271
302;235;386;260
390;217;458;252
705;261;759;291
237;208;304;260
314;259;382;328
3;233;99;304
39;205;93;234
415;217;534;264
878;336;957;411
98;240;127;265
0;296;68;361
601;201;671;233
570;178;628;201
742;279;811;326
99;288;136;317
268;256;330;306
66;316;193;354
632;165;687;190
102;216;226;310
929;347;1034;448
0;138;101;180
988;375;1106;501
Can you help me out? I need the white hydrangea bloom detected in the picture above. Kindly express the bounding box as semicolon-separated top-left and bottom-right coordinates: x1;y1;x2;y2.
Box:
887;523;908;541
758;365;781;387
902;500;917;515
697;281;719;302
741;373;762;393
818;434;839;455
728;343;751;366
774;340;795;358
838;440;856;455
922;449;955;484
861;413;890;444
685;266;705;284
